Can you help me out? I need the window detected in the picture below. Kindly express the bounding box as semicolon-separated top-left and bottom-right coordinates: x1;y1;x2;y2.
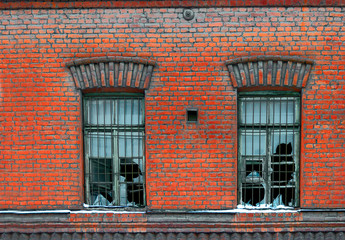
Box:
238;92;300;208
83;94;145;207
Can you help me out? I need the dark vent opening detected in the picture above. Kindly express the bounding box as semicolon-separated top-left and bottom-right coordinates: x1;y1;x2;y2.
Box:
187;109;198;123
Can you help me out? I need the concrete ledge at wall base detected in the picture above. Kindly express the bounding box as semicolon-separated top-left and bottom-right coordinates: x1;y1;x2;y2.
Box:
1;209;345;222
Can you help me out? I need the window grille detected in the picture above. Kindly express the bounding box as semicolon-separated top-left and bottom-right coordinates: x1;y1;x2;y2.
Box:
83;94;145;207
238;92;300;208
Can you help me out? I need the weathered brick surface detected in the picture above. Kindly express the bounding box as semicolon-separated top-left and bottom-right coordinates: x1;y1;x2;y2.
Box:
0;211;345;237
0;0;344;9
0;0;344;226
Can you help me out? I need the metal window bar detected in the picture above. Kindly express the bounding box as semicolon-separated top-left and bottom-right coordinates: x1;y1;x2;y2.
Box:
238;93;300;208
84;95;145;207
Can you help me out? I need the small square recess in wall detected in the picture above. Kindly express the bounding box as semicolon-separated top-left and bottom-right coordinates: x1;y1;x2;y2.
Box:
187;109;198;123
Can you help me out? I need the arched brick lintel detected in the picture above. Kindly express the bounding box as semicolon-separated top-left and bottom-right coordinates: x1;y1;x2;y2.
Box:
226;56;314;89
66;56;156;91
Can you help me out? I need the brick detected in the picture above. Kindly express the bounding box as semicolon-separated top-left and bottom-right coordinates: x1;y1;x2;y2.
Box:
0;3;344;236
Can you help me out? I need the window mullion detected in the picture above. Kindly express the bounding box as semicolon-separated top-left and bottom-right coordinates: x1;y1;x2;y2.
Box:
84;99;91;205
258;97;265;207
238;129;242;205
85;141;91;205
111;100;117;206
266;127;272;206
294;97;300;207
240;99;246;206
113;128;119;205
96;98;100;204
103;99;107;205
264;98;271;205
284;98;289;206
140;98;145;206
251;97;255;205
243;99;247;206
130;98;134;204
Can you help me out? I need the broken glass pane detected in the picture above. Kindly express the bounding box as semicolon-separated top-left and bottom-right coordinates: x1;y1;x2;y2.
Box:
127;183;144;206
243;183;265;207
272;187;295;207
120;158;142;182
245;163;263;184
90;158;113;205
93;194;111;206
119;157;144;206
271;131;294;156
271;131;295;185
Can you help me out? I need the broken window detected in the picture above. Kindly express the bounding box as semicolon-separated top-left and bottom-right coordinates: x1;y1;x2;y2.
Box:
83;95;145;207
238;92;300;208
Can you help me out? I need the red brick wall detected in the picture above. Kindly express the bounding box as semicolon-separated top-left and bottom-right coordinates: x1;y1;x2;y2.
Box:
1;0;344;9
0;2;344;212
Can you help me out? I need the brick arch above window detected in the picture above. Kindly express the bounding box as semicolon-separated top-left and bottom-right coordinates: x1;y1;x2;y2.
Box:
226;56;314;89
66;56;156;90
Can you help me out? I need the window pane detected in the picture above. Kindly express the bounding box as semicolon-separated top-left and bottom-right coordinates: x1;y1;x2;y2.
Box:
119;132;144;158
240;99;267;124
90;158;113;183
241;131;266;156
245;160;264;184
89;132;112;158
87;99;114;125
269;98;295;124
271;131;294;155
90;158;113;206
116;99;143;125
119;178;127;206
